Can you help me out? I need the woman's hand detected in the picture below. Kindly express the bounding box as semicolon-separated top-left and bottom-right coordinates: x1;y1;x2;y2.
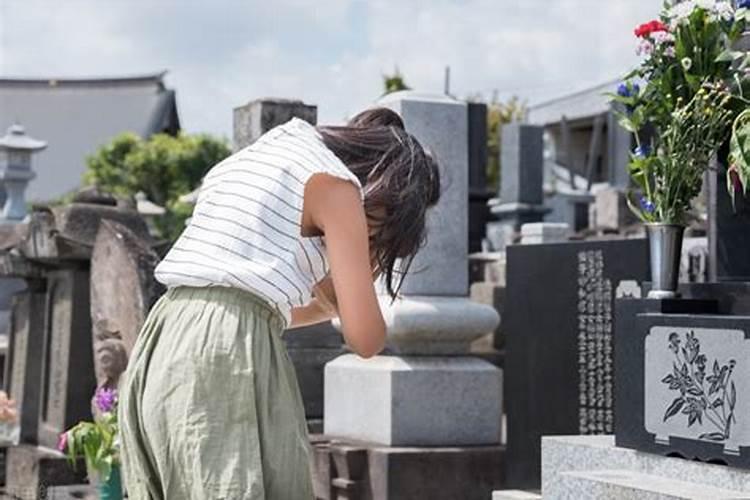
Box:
312;274;338;316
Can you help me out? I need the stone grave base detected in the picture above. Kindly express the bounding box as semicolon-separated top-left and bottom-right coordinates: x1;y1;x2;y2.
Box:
324;354;502;446
5;445;87;498
310;435;505;500
542;435;750;499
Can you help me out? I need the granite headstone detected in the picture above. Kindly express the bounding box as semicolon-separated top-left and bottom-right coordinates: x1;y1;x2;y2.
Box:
504;238;649;489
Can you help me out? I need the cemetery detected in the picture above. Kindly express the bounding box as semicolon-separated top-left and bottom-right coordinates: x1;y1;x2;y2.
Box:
1;1;750;499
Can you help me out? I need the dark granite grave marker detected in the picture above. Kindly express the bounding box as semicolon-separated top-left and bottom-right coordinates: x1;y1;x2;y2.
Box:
504;238;649;489
616;309;750;468
467;102;491;253
707;167;750;282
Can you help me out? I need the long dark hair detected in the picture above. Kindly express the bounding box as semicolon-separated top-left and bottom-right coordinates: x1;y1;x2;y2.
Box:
317;107;441;299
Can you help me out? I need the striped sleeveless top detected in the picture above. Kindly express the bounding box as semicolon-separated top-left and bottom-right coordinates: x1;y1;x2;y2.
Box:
154;118;364;327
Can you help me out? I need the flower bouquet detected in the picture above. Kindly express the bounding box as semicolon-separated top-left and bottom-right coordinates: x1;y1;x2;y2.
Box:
59;387;122;500
610;0;750;297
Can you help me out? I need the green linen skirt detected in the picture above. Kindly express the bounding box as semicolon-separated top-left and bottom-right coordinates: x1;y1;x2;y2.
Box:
118;286;314;500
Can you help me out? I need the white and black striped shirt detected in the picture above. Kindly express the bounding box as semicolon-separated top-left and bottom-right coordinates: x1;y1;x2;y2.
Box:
154;118;363;327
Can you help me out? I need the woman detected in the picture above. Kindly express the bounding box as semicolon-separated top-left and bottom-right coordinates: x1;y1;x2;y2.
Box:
118;107;440;499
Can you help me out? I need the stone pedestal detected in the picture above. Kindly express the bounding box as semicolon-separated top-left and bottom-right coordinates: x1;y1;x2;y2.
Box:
325;354;501;446
233;98;317;151
542;435;750;499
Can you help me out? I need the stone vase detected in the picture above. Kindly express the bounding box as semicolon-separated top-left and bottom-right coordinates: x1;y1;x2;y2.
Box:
646;223;685;299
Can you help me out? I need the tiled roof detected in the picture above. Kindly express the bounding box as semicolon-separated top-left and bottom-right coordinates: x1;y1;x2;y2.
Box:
0;72;180;202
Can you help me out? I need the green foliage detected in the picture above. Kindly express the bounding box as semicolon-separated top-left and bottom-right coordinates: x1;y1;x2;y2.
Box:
611;1;750;223
84;132;230;240
383;68;411;95
63;411;118;482
487;97;527;189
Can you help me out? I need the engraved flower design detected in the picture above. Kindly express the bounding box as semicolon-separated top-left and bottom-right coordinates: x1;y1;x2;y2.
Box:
661;330;737;441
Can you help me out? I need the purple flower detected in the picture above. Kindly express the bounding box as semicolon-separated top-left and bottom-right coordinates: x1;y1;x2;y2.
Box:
634;145;650;158
94;387;118;413
640;196;656;214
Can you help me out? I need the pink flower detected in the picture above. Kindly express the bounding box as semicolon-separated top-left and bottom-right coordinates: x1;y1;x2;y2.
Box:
57;432;68;452
637;39;655;56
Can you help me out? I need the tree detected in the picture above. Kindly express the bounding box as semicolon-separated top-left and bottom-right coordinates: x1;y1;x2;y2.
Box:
84;132;230;240
486;96;527;189
383;67;411;95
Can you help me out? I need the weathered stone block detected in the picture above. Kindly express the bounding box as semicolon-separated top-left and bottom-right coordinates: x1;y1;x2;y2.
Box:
233;98;317;151
324;354;502;446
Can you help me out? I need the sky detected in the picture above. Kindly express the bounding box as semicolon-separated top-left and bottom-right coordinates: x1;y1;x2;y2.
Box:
1;0;662;140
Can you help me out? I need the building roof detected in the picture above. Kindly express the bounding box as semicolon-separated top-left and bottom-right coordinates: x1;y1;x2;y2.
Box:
0;72;180;202
526;78;620;126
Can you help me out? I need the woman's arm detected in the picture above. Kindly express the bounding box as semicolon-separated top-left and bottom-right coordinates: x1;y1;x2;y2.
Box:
295;173;386;357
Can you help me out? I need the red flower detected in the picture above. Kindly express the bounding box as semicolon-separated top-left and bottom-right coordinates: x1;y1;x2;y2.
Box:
635;20;669;38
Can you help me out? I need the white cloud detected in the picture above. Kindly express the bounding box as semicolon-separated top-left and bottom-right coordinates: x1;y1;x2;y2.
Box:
1;0;663;137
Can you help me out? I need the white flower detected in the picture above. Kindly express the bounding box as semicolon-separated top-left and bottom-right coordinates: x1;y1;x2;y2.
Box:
667;0;734;25
637;39;655;56
682;57;693;70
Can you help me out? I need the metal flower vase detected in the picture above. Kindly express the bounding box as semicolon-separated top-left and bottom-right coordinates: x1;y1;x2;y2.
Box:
646;223;685;299
89;465;123;500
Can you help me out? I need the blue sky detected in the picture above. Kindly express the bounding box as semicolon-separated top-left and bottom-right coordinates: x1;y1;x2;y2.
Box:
1;0;662;139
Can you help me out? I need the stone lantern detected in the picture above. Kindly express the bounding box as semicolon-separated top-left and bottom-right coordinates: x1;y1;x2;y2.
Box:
0;124;46;223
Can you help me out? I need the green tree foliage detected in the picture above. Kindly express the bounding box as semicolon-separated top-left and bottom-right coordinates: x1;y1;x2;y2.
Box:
486;96;527;189
383;67;411;95
84;132;230;240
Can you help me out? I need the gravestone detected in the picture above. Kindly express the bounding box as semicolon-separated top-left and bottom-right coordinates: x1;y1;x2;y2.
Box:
233;98;317;151
37;268;95;449
707;161;750;282
5;278;45;444
90;220;163;391
231;97;338;425
487;124;550;250
320;92;503;500
2;188;154;490
468;102;492;253
504;238;649;489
